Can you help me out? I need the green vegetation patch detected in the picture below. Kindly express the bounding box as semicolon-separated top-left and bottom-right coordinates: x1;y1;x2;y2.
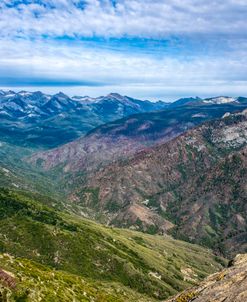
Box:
0;188;225;301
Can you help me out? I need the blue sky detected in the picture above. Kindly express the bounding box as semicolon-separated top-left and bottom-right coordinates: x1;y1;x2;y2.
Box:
1;0;247;100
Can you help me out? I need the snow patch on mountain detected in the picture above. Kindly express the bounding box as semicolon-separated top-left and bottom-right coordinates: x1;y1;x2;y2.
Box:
203;96;237;104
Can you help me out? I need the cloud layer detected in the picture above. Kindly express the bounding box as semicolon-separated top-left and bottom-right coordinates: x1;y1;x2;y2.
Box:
1;0;247;38
1;1;247;99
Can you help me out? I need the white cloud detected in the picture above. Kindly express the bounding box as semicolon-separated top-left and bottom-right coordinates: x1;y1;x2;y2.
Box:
1;37;247;99
1;1;247;98
0;0;247;38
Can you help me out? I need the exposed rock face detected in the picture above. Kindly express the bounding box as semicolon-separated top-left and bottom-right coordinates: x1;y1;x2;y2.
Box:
165;254;247;302
0;269;16;289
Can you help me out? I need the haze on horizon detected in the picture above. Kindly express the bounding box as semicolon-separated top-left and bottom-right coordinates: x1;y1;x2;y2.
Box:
1;0;247;100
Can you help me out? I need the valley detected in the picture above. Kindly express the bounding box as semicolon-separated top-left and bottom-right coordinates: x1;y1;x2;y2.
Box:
1;1;247;300
27;95;247;258
0;90;247;301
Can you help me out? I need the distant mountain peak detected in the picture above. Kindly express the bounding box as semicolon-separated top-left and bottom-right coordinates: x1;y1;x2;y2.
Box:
169;96;202;107
107;92;125;99
71;95;97;103
53;92;70;99
18;90;32;96
1;90;16;97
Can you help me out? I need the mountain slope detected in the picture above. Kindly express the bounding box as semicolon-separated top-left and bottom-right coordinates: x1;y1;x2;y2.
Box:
68;110;247;256
0;188;225;301
0;141;63;202
165;254;247;302
0;254;129;302
0;91;167;148
29;101;247;177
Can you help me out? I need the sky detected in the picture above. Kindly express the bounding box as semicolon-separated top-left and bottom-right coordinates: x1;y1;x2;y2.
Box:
1;0;247;101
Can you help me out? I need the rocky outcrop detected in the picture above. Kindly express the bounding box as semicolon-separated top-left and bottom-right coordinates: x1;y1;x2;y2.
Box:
165;254;247;302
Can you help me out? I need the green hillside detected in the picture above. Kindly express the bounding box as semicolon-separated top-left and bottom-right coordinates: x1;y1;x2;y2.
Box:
0;254;150;302
0;188;225;301
0;141;64;202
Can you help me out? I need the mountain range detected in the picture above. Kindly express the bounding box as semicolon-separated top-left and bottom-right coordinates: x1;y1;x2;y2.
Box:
1;90;247;300
30;106;247;257
1;90;246;149
29;97;247;173
0;90;168;148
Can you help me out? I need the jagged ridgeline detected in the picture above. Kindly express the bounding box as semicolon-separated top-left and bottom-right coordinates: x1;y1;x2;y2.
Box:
0;188;225;301
1;91;247;149
0;91;168;148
